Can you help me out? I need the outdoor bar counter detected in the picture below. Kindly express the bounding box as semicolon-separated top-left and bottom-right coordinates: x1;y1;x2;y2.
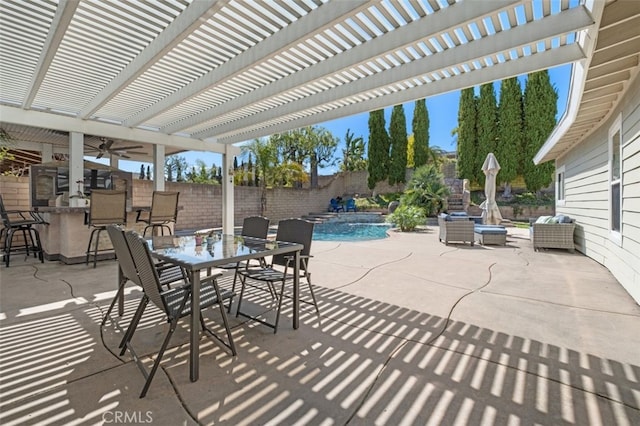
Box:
35;206;150;264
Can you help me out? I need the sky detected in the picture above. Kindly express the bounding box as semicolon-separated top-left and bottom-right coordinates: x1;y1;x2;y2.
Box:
104;63;573;176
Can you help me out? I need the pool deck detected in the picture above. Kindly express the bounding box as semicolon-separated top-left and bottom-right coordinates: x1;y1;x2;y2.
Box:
1;226;639;425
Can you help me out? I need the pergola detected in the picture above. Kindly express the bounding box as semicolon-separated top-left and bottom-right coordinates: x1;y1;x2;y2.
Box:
0;0;600;232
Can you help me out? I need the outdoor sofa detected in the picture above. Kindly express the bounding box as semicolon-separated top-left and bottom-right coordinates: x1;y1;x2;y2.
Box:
530;215;576;253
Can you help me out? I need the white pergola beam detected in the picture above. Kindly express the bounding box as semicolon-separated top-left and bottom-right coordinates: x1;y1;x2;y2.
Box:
219;43;585;145
79;1;227;119
207;6;593;140
166;0;521;135
22;0;78;109
1;105;225;154
124;0;371;127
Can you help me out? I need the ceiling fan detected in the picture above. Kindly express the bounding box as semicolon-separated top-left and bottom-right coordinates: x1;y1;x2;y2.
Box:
86;138;145;159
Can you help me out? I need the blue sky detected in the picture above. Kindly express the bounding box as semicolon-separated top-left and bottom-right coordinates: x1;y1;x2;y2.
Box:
108;63;572;176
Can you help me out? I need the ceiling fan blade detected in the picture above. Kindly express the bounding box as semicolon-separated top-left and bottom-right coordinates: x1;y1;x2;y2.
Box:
85;144;101;151
111;144;143;151
104;140;114;150
114;152;131;159
122;151;146;156
96;151;104;159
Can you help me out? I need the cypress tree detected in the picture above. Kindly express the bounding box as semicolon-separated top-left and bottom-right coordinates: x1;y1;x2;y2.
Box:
139;164;145;179
412;99;430;168
367;109;390;190
457;88;477;183
476;82;498;186
389;104;408;185
523;70;557;192
496;77;523;195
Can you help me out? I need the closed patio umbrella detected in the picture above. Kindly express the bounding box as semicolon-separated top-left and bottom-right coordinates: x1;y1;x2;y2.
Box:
480;153;503;225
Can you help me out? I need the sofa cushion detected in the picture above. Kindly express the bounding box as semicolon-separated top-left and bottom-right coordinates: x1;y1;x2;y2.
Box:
474;225;507;235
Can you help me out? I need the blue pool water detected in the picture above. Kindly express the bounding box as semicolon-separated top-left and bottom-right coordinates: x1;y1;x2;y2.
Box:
312;222;392;241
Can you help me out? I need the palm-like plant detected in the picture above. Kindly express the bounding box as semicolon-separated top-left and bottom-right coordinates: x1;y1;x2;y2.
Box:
242;138;277;215
401;164;450;217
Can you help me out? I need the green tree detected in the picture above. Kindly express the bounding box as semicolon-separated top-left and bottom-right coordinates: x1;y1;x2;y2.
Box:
340;129;367;172
523;70;557;192
456;88;477;183
497;77;523;197
389;104;408;186
165;155;188;182
367;109;390;190
139;164;145;179
412;99;430;168
476;83;498;186
146;165;151;180
271;126;337;188
242;138;277;215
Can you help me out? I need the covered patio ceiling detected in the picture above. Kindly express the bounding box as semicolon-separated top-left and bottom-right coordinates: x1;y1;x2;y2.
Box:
1;0;598;164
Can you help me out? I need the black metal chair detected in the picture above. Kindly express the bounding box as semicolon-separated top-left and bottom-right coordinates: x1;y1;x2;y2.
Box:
217;216;270;311
120;230;236;398
0;195;47;267
136;191;179;237
102;225;188;327
236;218;320;333
85;189;127;268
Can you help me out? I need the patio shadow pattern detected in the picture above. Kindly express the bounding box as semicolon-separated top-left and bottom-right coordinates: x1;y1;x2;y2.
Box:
1;229;639;425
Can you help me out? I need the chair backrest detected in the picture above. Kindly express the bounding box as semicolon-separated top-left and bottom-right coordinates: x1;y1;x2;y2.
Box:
149;191;179;223
272;218;314;270
241;216;270;239
106;225;141;287
0;195;9;226
124;230;168;313
345;199;356;210
89;190;127;226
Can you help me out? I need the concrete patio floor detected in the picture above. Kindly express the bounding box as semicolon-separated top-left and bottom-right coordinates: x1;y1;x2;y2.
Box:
1;227;639;425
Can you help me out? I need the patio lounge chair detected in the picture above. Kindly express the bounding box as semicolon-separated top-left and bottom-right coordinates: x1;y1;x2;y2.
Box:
329;198;344;212
236;218;320;333
438;213;474;246
120;230;236;398
345;198;357;212
0;195;47;267
136;191;180;237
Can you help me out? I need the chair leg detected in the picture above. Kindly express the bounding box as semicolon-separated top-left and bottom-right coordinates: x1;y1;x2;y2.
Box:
101;277;128;326
140;317;179;398
273;279;286;334
305;273;321;321
86;227;100;266
5;228;17;267
235;274;248;317
119;297;149;355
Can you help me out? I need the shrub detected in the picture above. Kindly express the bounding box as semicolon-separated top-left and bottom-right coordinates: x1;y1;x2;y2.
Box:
386;205;426;232
401;164;450;216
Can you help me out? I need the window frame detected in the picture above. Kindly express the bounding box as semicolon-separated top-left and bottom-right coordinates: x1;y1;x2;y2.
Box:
556;164;566;206
608;115;622;245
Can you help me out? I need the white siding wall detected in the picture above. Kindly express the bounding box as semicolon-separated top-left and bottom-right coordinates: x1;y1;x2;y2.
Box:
557;73;640;303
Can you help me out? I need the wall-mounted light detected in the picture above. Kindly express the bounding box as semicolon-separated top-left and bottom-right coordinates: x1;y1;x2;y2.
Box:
228;166;234;183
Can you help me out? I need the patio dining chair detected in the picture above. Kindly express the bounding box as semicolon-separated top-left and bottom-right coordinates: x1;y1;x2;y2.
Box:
86;189;127;268
136;191;179;237
102;225;188;327
236;218;320;333
217;216;270;311
1;194;47;267
121;230;236;398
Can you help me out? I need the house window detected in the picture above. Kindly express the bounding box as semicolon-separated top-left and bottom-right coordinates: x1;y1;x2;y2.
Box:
609;116;622;239
556;165;565;205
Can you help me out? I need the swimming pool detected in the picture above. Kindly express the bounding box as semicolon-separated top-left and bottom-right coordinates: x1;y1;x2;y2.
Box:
312;221;392;241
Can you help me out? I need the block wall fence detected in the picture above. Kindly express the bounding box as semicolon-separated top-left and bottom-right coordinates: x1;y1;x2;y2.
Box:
0;170;393;231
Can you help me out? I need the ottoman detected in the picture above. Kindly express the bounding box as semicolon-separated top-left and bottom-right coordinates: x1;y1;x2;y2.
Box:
474;225;507;245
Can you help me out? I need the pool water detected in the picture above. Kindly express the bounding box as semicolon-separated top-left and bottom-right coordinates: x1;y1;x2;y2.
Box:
312;222;392;241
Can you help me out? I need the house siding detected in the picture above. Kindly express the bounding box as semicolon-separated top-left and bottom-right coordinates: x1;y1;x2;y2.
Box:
556;73;640;303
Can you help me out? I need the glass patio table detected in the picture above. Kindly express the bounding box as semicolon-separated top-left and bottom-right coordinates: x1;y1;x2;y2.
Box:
146;234;303;382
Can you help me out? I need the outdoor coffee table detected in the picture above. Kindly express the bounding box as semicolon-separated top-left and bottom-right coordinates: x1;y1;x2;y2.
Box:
145;234;303;382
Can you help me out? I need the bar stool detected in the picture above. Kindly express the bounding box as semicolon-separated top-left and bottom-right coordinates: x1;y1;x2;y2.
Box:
136;191;179;237
0;195;47;267
86;190;127;268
